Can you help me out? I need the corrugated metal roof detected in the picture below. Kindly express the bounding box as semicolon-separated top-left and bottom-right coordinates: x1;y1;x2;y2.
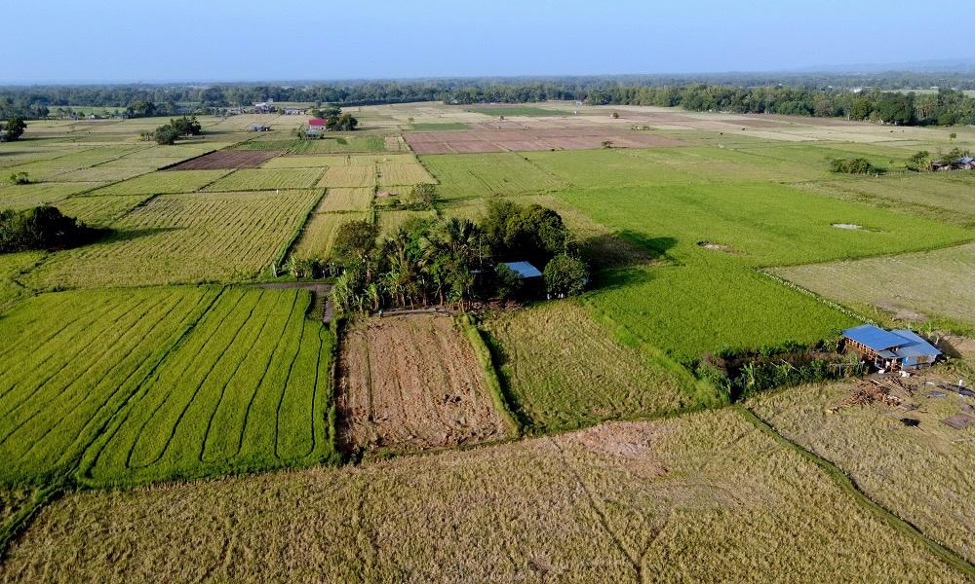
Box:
891;329;942;359
843;324;909;351
503;261;543;279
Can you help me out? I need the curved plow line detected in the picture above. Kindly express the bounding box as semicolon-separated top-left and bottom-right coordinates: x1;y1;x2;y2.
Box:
77;290;223;481
0;293;109;363
232;292;301;461
273;317;307;459
18;292;190;466
126;290;263;470
290;323;326;460
198;292;284;464
0;294;124;400
0;293;160;434
116;289;246;471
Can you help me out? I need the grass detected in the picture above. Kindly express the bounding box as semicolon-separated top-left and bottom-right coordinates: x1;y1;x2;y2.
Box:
792;171;975;228
0;287;337;489
202;168;325;192
420;152;569;199
770;243;975;331
1;408;967;582
409;122;469;131
556;180;969;362
481;301;715;431
26;190;321;289
748;379;976;563
0;252;42;312
465;105;572;117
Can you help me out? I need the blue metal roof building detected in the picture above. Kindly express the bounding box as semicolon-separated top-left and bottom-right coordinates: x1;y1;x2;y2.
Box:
503;261;543;279
842;324;941;371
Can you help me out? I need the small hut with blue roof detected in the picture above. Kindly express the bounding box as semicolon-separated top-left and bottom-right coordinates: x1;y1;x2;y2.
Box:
842;324;941;372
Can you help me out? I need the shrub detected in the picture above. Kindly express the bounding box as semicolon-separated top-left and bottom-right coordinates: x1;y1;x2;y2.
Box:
544;254;589;298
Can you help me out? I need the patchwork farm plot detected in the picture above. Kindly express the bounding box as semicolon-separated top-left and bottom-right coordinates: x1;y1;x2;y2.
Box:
85;169;230;196
404;126;683;154
203;168;325;191
336;315;512;456
290;211;369;259
0;104;973;580
483;301;714;431
26;189;321;289
165;150;280;170
0;287;336;488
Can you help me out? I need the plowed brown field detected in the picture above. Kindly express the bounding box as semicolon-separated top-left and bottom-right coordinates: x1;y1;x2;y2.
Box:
337;314;509;455
165;150;280;170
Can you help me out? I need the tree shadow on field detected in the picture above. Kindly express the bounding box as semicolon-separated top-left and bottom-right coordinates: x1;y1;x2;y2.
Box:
579;231;678;270
101;226;185;244
591;264;657;292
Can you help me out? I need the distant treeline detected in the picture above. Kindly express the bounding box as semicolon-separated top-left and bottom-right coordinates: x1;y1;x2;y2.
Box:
0;70;972;126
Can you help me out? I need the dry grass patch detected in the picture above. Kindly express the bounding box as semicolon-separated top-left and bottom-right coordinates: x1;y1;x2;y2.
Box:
337;315;510;456
748;375;976;562
483;301;710;431
1;409;966;582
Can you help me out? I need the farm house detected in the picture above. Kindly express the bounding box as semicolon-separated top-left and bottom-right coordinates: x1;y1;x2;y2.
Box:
306;118;326;136
842;324;941;371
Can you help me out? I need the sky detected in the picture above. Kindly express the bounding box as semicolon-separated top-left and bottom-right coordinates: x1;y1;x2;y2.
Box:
3;0;974;83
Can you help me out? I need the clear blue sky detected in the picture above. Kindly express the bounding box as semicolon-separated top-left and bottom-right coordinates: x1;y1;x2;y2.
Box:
4;0;973;83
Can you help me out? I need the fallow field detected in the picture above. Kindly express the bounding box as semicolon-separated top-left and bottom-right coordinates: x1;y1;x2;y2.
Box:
337;315;513;456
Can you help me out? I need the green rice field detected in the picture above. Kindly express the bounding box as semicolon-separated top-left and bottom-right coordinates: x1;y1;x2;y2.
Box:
0;287;336;488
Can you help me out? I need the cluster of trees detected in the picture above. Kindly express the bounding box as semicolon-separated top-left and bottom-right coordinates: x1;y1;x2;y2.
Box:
0;206;108;253
591;85;974;126
828;157;885;175
0;118;26;142
1;71;971;125
141;116;202;145
323;201;588;314
908;147;973;171
697;341;866;401
309;106;358;131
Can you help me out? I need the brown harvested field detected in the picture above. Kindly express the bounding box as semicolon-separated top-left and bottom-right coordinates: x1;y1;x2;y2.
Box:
337;314;510;455
164;149;281;170
404;127;683;154
1;410;967;583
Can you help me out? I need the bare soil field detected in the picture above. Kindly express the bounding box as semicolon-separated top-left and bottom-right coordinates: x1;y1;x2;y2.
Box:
164;149;280;170
405;127;683;154
337;315;510;455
